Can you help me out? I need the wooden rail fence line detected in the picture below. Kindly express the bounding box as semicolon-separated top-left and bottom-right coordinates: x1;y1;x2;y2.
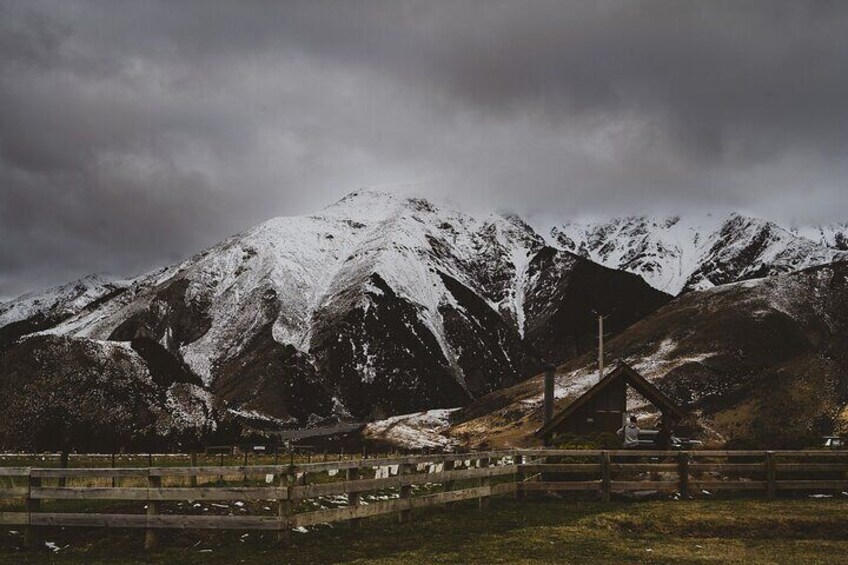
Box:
1;449;847;550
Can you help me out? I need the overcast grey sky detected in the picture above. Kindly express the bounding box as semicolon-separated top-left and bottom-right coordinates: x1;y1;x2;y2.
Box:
2;1;847;299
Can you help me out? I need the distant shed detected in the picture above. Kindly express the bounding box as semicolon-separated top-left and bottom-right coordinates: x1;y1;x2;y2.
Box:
535;363;685;442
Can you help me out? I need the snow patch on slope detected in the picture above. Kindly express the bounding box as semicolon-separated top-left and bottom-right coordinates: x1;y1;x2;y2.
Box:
363;408;460;448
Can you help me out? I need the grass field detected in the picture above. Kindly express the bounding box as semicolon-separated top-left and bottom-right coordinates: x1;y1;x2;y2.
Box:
1;497;847;564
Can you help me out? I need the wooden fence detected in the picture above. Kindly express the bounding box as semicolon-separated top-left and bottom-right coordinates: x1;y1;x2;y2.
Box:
516;449;848;501
1;449;847;550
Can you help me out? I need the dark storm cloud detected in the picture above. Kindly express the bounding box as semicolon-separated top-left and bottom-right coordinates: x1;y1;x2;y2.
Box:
2;1;847;298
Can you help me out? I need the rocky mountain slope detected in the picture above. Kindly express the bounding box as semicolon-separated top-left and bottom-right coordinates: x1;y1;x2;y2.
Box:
451;261;848;448
792;223;848;251
0;191;669;450
543;214;848;295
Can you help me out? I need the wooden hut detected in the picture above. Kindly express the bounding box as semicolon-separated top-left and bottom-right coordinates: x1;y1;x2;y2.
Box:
535;363;685;443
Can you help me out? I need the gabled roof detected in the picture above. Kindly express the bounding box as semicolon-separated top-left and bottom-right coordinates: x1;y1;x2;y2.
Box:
535;362;686;438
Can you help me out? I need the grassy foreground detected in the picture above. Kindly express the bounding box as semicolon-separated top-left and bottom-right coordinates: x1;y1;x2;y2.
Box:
2;497;848;564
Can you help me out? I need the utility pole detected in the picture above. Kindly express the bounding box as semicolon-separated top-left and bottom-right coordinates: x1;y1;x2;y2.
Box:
591;309;610;379
597;313;609;380
595;311;622;427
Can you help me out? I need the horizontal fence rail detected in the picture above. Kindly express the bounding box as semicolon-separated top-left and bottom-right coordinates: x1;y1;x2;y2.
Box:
1;449;847;550
513;449;848;503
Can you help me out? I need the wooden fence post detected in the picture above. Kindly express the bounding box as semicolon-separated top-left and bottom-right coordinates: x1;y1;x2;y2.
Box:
346;467;361;529
678;451;689;498
277;470;293;543
601;451;611;503
478;457;491;510
399;463;413;524
516;454;526;500
190;452;197;488
58;451;69;488
111;453;117;488
145;473;160;551
23;472;40;550
443;459;456;508
766;451;776;500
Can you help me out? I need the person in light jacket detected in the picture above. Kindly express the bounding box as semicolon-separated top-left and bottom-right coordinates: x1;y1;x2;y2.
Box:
617;415;640;448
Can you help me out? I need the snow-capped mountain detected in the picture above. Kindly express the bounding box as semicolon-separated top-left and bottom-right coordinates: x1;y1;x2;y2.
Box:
0;190;668;450
542;213;848;295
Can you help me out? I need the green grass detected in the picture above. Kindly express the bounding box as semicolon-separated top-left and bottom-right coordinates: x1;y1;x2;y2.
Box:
2;497;848;564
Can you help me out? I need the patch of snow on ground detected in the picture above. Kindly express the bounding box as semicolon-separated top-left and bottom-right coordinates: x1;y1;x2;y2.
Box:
227;408;296;426
363;408;460;448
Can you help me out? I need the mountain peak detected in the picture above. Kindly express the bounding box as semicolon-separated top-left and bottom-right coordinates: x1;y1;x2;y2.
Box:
0;273;127;329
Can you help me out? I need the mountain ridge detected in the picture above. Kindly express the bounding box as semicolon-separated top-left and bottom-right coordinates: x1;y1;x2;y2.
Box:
540;212;848;294
0;190;669;450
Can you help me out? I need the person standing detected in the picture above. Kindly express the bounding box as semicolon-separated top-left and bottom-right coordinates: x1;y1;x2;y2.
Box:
654;420;673;451
617;415;640;449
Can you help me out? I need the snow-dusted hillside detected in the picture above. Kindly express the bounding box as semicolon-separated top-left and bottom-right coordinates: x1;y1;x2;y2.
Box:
542;214;848;295
452;261;848;448
0;190;668;449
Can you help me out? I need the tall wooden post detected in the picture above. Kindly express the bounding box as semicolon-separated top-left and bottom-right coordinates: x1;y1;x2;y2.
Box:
145;474;161;551
543;364;556;447
398;463;413;524
601;451;611;503
23;473;41;550
346;467;361;528
598;315;605;380
677;451;689;498
766;451;776;500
